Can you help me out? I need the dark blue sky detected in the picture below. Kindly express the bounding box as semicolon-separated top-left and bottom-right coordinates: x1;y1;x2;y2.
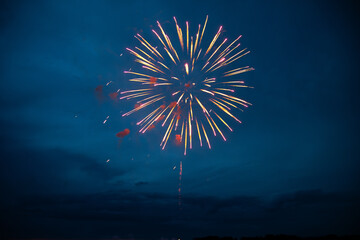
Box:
1;0;359;239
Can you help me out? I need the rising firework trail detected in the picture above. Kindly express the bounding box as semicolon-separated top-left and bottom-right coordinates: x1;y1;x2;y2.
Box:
121;16;254;155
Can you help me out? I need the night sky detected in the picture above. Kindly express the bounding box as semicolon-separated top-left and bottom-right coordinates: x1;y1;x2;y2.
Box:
1;0;360;239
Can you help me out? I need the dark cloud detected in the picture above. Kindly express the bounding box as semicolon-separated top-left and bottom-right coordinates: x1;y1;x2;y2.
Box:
1;189;359;239
0;120;127;198
135;181;149;186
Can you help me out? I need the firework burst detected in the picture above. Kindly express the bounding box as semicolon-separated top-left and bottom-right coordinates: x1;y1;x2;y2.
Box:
121;16;254;155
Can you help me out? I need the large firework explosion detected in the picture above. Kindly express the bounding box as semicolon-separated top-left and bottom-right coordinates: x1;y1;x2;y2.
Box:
120;16;254;155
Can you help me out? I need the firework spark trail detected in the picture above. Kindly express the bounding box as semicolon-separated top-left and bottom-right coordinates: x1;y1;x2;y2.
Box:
103;115;109;124
121;16;254;154
178;160;183;207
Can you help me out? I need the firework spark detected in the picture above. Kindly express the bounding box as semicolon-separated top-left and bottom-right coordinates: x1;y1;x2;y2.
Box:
121;16;254;155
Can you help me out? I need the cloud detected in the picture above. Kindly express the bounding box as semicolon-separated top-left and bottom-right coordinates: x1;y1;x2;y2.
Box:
135;181;149;186
0;121;127;197
1;189;359;239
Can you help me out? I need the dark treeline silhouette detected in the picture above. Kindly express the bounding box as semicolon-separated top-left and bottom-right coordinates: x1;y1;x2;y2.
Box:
194;235;360;240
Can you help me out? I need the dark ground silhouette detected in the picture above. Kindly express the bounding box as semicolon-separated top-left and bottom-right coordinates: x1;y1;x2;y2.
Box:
194;235;360;240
